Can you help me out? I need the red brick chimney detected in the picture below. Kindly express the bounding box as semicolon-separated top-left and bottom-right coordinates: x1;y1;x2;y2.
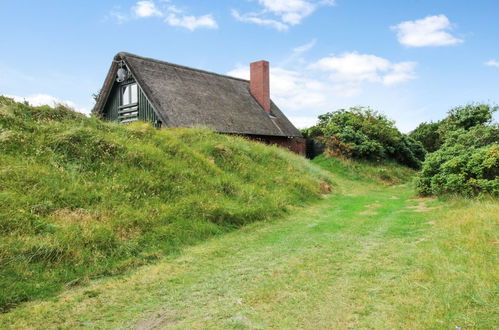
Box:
250;60;270;113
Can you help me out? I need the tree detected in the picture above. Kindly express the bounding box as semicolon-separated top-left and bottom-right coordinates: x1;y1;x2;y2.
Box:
308;107;425;169
90;89;101;118
415;103;499;196
415;125;499;196
440;103;497;132
409;121;443;153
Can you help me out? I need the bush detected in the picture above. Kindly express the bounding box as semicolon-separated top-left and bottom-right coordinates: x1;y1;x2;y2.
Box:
392;134;427;170
410;104;497;155
416;125;499;196
306;107;425;169
414;104;498;197
440;103;497;132
409;121;443;153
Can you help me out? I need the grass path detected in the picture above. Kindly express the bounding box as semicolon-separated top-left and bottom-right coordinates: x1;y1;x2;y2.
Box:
1;166;497;329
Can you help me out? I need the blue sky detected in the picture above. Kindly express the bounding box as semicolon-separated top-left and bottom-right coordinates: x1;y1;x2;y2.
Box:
0;0;498;131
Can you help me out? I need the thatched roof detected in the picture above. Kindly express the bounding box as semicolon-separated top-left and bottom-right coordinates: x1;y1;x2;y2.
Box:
95;52;301;137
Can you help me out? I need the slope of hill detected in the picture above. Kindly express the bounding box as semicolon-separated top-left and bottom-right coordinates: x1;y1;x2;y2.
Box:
1;155;496;329
0;97;330;311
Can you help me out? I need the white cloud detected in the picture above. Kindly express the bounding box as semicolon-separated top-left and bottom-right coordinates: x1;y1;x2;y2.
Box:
228;51;416;108
258;0;317;25
133;1;162;18
108;9;129;24
233;0;334;31
391;15;463;47
309;52;416;85
288;116;319;129
165;13;217;30
7;94;88;113
226;67;248;80
485;59;499;68
293;39;317;53
227;46;419;129
231;10;288;31
164;4;182;14
227;66;329;111
382;62;418;85
109;1;217;31
277;39;317;67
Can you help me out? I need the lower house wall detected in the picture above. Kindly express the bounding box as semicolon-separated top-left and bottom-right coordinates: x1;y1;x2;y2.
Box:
245;135;306;156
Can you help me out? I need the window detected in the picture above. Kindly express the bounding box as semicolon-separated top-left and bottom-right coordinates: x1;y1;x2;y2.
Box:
121;83;137;106
119;83;138;123
131;84;138;103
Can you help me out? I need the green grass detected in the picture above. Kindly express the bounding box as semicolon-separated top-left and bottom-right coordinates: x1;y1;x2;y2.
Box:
0;155;496;329
0;96;330;311
312;154;415;185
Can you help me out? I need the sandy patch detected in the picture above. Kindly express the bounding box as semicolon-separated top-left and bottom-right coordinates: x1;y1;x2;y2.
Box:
365;202;382;208
359;202;383;215
406;198;438;213
359;210;378;215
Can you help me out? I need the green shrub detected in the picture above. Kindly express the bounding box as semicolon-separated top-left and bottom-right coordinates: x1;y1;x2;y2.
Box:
416;126;499;196
305;107;425;169
414;104;498;197
0;97;330;311
410;104;497;155
440;103;497;132
442;124;499;148
409;121;443;153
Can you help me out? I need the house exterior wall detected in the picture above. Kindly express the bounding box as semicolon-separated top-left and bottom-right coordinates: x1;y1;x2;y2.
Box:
103;85;120;121
103;80;160;125
137;88;159;124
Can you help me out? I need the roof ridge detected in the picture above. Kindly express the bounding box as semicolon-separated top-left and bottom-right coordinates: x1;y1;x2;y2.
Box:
117;52;249;83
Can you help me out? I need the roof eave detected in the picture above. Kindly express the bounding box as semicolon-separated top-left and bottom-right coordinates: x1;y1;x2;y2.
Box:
93;54;121;116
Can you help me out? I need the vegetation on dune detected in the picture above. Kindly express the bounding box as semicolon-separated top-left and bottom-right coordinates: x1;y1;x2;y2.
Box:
408;121;443;153
412;103;498;196
311;154;415;185
410;103;497;152
304;103;498;196
1;156;496;329
416;126;498;196
302;107;425;169
0;93;496;326
0;96;330;311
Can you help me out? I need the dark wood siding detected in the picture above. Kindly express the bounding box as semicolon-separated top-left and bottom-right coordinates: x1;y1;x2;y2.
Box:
138;88;159;124
103;81;159;126
103;85;120;121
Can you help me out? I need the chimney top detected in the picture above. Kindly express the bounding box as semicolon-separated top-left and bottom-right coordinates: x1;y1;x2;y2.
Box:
250;60;270;113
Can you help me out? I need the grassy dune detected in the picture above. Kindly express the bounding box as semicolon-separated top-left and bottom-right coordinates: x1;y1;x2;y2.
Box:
1;156;496;329
0;97;329;311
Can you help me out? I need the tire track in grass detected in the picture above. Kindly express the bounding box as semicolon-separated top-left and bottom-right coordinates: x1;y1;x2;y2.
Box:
132;185;423;328
0;182;435;329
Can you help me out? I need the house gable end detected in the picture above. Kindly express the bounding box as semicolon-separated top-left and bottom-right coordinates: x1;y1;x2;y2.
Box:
96;53;168;127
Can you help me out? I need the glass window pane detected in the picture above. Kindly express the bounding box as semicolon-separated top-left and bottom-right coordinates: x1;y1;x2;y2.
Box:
130;84;138;104
122;85;131;105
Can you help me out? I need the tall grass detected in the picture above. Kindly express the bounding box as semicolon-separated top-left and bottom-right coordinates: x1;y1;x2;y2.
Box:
312;154;415;185
0;96;329;311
